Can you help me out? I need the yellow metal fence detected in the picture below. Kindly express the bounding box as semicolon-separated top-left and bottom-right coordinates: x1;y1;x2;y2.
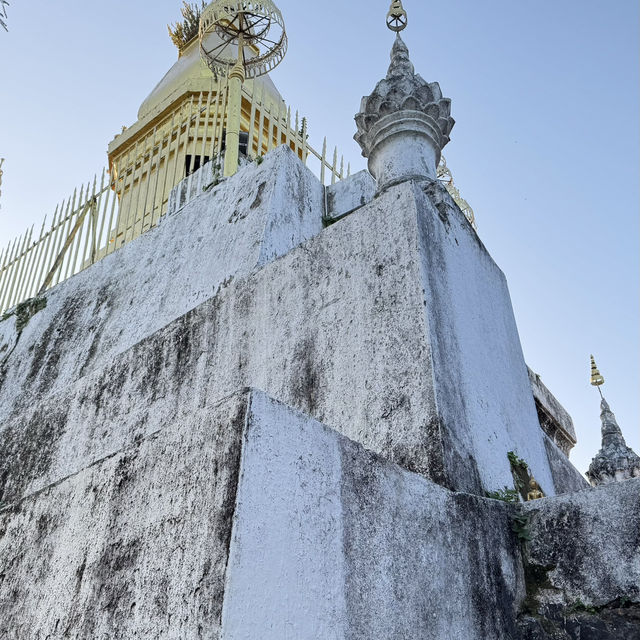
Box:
0;174;114;315
0;79;476;317
0;83;350;316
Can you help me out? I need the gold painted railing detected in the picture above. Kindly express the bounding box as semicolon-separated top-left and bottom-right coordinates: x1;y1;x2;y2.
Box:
0;83;350;316
0;175;114;316
0;79;477;317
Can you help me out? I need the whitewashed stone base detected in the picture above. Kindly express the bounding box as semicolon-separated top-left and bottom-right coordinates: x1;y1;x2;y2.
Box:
2;390;636;638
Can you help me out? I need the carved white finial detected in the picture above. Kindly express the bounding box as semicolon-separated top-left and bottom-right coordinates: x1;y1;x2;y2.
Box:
354;35;454;192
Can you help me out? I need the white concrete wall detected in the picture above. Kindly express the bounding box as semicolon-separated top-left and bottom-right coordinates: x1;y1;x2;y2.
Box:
543;434;589;493
1;172;447;506
223;391;524;640
1;384;635;638
324;169;376;222
0;145;323;424
523;478;640;607
221;391;347;639
2;150;561;500
413;179;557;495
0;391;249;639
0;387;525;639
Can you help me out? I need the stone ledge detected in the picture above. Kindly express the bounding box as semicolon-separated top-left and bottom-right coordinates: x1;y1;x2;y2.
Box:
324;169;376;223
522;479;640;610
528;367;577;455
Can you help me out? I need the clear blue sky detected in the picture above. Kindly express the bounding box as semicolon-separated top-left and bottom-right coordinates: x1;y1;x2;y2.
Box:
0;0;638;477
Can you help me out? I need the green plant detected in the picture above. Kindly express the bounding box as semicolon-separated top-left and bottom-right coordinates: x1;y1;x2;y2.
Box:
255;155;264;165
0;296;47;368
1;297;47;332
168;1;206;51
203;159;223;191
508;450;530;497
512;512;532;542
486;487;521;503
508;450;528;469
570;599;598;615
15;297;47;332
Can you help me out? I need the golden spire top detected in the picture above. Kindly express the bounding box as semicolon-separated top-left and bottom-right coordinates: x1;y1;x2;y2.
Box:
387;0;408;32
590;355;605;387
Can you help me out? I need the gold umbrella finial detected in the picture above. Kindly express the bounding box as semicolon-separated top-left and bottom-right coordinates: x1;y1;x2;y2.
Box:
387;0;408;32
590;355;605;389
199;0;287;177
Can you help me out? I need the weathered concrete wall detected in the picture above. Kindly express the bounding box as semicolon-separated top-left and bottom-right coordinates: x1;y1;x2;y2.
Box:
1;138;632;640
543;435;589;494
0;145;323;424
517;479;640;638
523;479;640;607
221;391;348;638
324;169;376;222
1;383;523;640
1;383;636;639
0;157;563;499
338;442;523;639
0;391;248;639
223;391;525;640
414;179;557;495
0;182;443;506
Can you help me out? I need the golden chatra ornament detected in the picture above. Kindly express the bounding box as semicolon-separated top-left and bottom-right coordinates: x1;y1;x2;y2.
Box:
590;355;605;387
199;0;287;177
199;0;287;79
387;0;408;32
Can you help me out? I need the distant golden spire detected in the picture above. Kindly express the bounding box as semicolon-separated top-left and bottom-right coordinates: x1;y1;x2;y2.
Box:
387;0;408;32
590;355;605;388
586;362;640;486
